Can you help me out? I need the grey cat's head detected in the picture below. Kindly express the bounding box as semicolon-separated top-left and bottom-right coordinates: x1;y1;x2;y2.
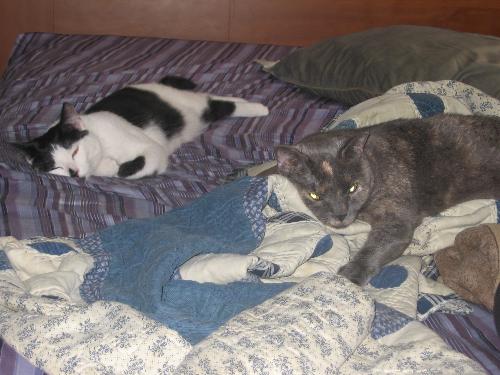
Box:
276;131;373;228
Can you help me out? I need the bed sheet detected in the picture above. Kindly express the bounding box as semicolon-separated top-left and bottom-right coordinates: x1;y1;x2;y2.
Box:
0;32;342;240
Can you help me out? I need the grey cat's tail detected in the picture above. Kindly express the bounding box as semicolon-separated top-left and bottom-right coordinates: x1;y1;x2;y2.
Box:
160;75;197;90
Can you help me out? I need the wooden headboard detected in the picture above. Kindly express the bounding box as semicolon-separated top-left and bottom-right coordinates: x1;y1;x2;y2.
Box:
1;0;500;73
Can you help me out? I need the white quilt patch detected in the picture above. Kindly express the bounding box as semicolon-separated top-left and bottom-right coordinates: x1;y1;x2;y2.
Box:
0;237;93;302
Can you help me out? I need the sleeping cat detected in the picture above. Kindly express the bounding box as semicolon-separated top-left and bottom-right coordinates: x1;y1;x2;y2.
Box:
14;76;268;179
276;114;500;286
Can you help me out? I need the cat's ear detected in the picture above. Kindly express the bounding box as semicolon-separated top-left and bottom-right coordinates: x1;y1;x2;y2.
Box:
340;132;370;159
11;141;38;162
275;145;308;176
12;141;35;155
59;103;85;131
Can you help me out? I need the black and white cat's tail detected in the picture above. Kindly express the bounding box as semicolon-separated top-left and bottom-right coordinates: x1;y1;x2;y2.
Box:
202;98;268;122
160;74;269;120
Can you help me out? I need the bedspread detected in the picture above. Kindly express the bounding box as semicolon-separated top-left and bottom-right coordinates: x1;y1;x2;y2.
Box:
0;33;343;240
0;174;493;374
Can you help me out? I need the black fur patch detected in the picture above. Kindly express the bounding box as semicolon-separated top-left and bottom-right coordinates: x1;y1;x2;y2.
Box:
160;75;196;90
86;87;184;137
202;99;235;122
117;156;146;178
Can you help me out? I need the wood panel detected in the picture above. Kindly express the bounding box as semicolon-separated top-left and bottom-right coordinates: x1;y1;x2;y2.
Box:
230;0;500;46
2;0;500;74
53;0;230;42
0;0;53;73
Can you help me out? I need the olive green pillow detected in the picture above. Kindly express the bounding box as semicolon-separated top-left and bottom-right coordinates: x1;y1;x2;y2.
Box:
264;25;500;106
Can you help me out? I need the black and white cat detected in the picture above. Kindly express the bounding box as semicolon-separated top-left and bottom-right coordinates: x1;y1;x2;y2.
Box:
276;114;500;286
14;76;268;179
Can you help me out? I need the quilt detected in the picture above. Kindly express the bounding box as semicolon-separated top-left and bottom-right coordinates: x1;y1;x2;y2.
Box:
0;172;492;374
1;80;499;374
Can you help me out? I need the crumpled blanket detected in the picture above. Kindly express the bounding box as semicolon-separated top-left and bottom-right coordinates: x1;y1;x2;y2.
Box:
0;173;492;374
1;79;498;374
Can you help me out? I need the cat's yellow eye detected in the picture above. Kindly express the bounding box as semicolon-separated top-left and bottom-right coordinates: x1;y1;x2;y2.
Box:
348;182;359;194
309;192;321;201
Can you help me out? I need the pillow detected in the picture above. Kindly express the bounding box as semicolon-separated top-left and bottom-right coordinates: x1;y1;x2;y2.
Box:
262;25;500;105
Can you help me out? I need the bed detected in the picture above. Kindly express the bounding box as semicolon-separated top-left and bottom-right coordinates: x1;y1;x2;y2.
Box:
1;3;500;375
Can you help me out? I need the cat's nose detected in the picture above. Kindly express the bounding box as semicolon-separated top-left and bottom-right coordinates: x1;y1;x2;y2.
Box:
69;169;78;177
335;214;347;222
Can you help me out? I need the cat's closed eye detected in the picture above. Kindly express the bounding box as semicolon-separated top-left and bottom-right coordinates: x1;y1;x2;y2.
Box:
72;146;79;159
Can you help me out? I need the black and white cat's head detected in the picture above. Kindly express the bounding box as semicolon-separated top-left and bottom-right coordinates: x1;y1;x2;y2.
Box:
276;131;373;228
14;103;99;177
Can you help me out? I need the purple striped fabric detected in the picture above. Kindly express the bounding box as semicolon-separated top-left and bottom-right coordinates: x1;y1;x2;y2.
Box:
424;305;500;374
0;340;45;375
0;33;342;239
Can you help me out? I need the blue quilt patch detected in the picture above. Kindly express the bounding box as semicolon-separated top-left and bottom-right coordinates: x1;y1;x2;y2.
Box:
311;235;333;258
0;249;9;271
267;191;282;212
369;265;408;289
371;302;413;339
29;241;74;255
335;119;357;129
249;258;281;278
408;93;445;118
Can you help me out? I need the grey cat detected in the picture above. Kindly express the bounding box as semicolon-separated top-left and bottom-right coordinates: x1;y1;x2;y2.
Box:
276;114;500;286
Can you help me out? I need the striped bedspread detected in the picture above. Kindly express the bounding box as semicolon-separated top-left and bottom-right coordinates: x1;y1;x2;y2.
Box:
0;32;341;240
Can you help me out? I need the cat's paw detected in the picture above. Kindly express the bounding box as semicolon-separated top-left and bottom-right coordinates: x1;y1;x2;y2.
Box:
338;261;375;286
95;158;119;177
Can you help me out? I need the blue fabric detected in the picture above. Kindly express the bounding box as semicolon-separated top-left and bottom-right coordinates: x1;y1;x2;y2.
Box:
249;258;281;278
369;265;408;289
335;119;357;129
312;235;333;258
371;302;413;339
92;177;268;312
417;296;434;315
408;93;445;118
75;177;294;342
0;248;8;270
77;235;110;302
158;280;292;344
268;191;282;212
29;241;74;255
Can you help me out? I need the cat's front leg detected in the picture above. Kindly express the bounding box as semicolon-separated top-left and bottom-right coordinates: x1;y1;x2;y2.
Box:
94;157;120;177
338;220;415;286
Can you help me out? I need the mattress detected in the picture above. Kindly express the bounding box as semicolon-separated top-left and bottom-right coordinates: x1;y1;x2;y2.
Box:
0;33;498;374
